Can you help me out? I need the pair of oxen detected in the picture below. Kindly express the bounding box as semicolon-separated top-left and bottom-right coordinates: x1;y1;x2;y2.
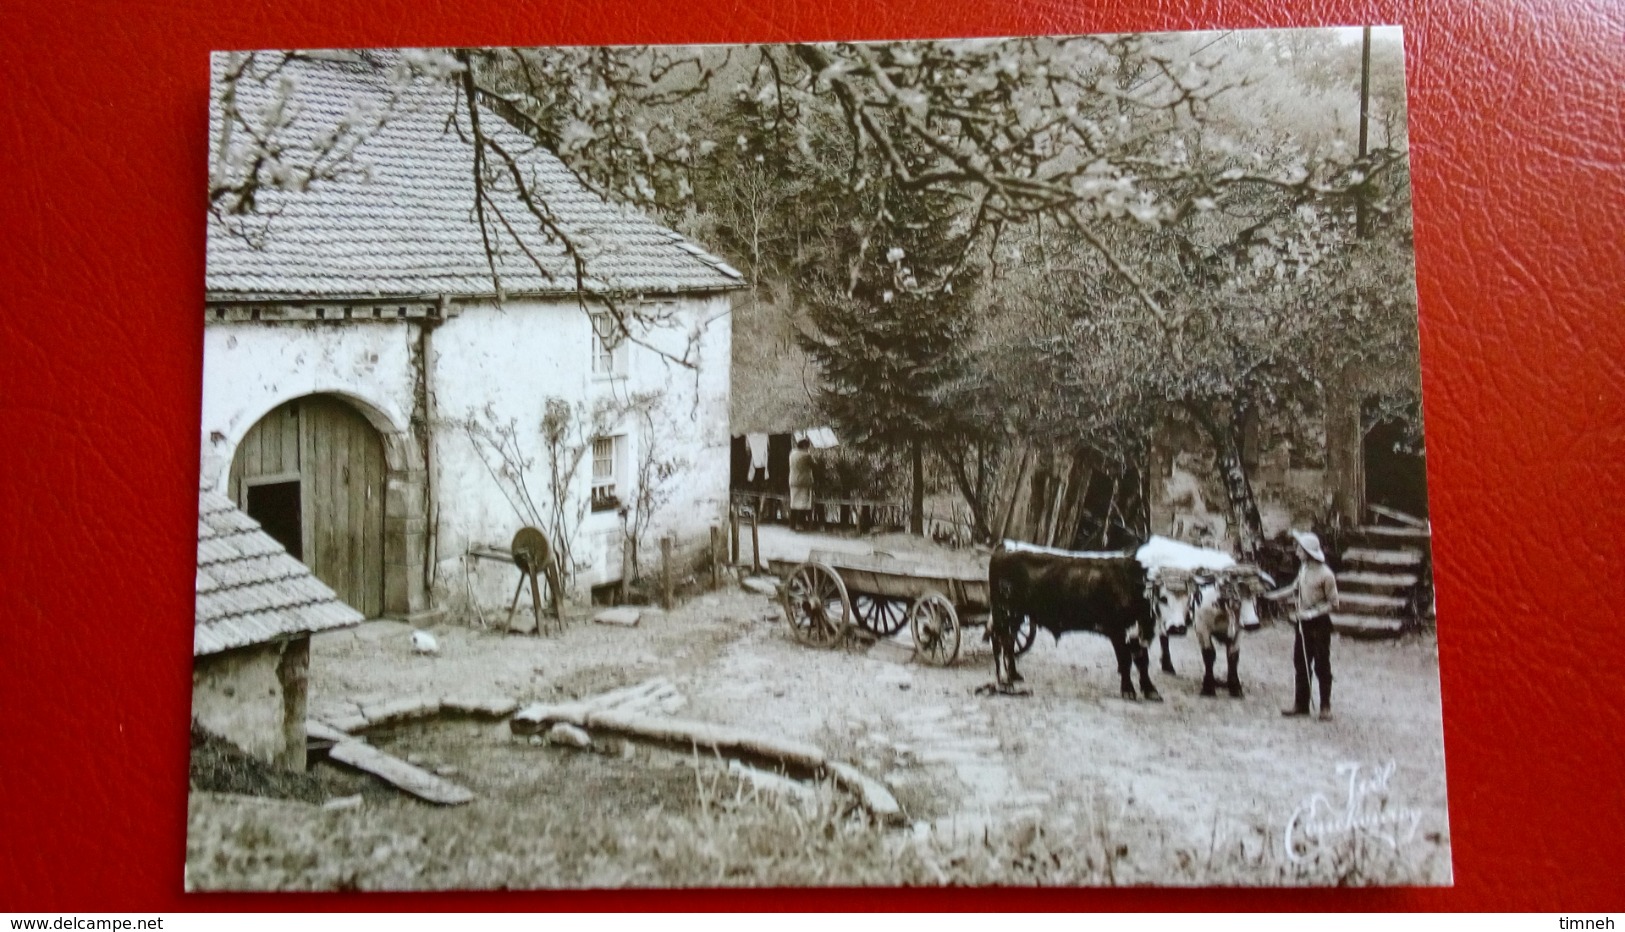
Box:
987;537;1274;701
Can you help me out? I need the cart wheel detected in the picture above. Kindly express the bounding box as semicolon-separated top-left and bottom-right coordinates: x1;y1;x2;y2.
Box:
909;591;961;666
854;594;910;637
1014;614;1038;656
782;561;850;648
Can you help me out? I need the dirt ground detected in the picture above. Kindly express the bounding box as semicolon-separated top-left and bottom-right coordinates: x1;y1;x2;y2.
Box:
189;535;1452;889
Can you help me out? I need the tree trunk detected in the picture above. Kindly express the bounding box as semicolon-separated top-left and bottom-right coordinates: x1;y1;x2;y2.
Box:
910;439;925;536
935;439;993;541
1186;401;1265;559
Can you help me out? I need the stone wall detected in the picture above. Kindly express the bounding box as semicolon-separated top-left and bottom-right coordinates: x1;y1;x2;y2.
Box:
191;637;308;769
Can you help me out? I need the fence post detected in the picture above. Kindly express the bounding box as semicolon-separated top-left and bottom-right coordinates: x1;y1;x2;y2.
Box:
548;562;565;629
730;507;740;565
750;501;762;574
710;526;722;590
660;535;673;611
620;535;631;605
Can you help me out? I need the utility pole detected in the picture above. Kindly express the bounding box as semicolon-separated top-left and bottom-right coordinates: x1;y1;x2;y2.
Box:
1357;25;1372;240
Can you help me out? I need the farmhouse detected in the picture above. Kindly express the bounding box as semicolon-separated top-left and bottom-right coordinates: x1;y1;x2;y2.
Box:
201;53;743;618
194;490;363;769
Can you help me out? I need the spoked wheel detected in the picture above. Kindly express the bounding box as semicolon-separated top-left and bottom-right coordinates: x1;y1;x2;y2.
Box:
909;590;961;667
853;594;910;637
1014;614;1038;656
782;561;850;648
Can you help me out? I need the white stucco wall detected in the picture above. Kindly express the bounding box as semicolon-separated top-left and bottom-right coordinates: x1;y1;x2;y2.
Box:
199;291;732;616
199;319;418;490
432;294;732;606
192;642;288;765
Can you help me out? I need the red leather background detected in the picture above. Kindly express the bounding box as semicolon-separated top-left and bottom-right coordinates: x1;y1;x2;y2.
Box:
2;0;1622;912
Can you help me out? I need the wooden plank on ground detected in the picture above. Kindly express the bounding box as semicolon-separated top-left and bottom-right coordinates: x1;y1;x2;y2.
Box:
305;719;351;744
360;696;442;726
510;678;679;733
728;760;816;804
594;607;642;627
600;678;678;712
326;712;370;734
510;701;594;733
440;695;520;718
584;709;827;772
328;741;475;805
826;761;905;824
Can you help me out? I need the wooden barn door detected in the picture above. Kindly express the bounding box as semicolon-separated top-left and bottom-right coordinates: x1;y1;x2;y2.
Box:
229;396;386;617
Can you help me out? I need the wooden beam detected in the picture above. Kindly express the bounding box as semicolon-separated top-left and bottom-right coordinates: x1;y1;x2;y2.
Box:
327;741;474;805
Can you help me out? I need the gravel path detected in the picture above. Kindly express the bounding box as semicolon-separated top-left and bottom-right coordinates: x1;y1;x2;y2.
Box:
304;569;1450;881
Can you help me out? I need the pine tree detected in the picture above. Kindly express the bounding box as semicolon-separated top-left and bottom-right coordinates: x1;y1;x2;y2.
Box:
798;169;979;535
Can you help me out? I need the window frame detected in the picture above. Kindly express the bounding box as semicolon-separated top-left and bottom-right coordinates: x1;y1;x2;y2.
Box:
590;434;622;513
591;313;627;379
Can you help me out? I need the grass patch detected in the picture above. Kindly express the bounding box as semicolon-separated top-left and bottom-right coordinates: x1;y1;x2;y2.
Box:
187;723;1450;889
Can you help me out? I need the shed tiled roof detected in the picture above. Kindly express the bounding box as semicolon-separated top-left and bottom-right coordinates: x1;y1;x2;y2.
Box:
206;53;743;301
195;490;363;656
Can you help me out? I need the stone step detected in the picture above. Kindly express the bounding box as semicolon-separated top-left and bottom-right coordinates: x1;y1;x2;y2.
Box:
1355;524;1431;541
1339;592;1408;613
1338;570;1421;592
1332;613;1405;637
1343;547;1425;567
1369;504;1428;528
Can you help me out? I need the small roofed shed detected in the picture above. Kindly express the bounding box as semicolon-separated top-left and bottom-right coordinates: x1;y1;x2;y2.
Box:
194;490;363;771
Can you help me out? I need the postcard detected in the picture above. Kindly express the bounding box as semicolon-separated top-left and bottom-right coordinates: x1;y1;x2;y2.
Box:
188;30;1449;889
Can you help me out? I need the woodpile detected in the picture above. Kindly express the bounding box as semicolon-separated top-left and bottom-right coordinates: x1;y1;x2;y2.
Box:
988;443;1100;548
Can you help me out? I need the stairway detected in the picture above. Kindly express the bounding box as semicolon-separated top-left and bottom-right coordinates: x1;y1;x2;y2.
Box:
1333;508;1431;637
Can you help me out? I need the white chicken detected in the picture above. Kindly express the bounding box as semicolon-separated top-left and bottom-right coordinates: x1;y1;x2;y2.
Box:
410;629;440;655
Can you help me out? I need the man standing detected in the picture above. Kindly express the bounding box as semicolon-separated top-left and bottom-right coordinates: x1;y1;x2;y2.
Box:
787;437;815;532
1272;530;1340;720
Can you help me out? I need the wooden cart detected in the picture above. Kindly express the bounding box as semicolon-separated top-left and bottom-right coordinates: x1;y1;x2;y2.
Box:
780;549;1035;665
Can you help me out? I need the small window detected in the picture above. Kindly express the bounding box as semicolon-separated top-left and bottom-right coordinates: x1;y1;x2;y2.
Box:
591;313;626;377
591;435;621;512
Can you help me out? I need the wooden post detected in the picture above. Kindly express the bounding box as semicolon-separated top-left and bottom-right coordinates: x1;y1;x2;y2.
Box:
620;534;632;605
548;562;564;630
660;536;674;610
729;505;740;564
528;565;545;635
710;526;722;590
505;574;527;631
750;503;762;574
276;636;310;772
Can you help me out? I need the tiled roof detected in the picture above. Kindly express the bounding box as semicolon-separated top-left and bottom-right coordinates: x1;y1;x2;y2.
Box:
195;490;363;656
206;53;743;301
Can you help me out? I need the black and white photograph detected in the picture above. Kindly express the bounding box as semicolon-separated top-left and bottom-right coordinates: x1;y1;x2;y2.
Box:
188;30;1449;890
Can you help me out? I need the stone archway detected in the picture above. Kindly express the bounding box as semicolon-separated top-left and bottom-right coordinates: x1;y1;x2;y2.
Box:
226;393;429;618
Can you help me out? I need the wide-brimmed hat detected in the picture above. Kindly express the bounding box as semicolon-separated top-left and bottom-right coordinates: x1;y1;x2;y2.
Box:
1290;530;1327;563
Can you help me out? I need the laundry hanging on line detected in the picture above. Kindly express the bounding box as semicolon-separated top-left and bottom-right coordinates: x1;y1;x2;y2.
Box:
746;433;770;478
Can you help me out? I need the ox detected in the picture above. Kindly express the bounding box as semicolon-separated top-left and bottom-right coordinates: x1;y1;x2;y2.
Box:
1138;537;1248;682
1153;566;1270;697
989;542;1162;701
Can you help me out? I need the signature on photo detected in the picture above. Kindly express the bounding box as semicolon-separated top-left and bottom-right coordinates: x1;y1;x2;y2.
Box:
1285;760;1426;863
